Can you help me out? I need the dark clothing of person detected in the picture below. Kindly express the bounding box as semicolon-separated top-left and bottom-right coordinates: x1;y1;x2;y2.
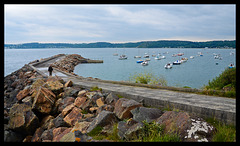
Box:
48;66;53;76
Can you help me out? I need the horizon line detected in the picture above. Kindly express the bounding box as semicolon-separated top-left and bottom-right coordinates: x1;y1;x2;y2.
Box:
4;39;236;45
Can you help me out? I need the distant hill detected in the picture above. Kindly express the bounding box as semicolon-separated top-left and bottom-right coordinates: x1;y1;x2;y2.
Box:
4;40;236;49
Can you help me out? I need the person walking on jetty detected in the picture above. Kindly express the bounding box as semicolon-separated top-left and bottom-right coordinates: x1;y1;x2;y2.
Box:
48;65;53;76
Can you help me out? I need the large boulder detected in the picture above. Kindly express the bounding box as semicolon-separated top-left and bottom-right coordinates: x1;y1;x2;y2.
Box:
74;96;87;108
40;128;54;142
117;120;143;140
156;111;192;136
71;121;91;134
59;130;92;142
57;97;75;113
52;113;69;128
87;110;118;133
113;98;142;120
52;127;72;142
31;86;56;114
8;103;39;135
155;111;215;142
4;130;25;142
105;92;119;106
45;78;64;95
16;88;31;101
31;127;45;142
64;80;73;87
184;117;216;142
131;107;163;123
31;78;46;92
63;107;83;126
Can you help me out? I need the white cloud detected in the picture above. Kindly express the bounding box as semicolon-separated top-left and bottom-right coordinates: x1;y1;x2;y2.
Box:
4;4;236;43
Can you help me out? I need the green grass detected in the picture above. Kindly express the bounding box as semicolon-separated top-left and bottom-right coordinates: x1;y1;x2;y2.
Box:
135;121;181;142
212;124;236;142
205;118;236;142
87;121;181;142
87;124;121;141
129;71;167;86
90;86;102;92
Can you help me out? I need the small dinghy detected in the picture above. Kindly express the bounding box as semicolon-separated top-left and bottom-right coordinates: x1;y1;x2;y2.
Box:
141;60;149;66
228;63;235;68
173;60;181;65
164;63;173;69
136;60;143;63
119;54;128;60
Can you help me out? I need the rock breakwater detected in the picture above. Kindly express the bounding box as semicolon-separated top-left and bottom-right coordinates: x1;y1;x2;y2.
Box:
4;70;216;142
50;54;103;75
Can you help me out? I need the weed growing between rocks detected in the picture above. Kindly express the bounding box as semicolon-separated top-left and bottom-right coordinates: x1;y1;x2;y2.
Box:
206;118;236;142
137;121;181;142
129;71;167;86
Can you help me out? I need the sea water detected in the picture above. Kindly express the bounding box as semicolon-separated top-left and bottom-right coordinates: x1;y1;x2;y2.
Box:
4;48;236;89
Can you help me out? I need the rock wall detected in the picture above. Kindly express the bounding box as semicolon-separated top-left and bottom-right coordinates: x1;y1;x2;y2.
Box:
4;74;216;142
51;54;86;73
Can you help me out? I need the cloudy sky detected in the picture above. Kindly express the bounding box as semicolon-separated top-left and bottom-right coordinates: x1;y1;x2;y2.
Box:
4;4;236;44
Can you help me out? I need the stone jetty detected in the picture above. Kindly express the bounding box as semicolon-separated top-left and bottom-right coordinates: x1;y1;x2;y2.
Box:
4;54;235;142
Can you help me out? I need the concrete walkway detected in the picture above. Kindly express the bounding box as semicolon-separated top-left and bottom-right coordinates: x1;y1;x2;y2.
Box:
30;54;236;126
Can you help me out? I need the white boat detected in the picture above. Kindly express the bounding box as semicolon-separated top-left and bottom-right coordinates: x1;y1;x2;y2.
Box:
134;49;141;58
180;57;188;63
141;60;149;66
154;53;161;60
163;52;168;54
198;52;203;56
172;54;177;57
214;55;219;59
154;56;161;60
164;63;173;69
119;54;128;60
228;63;234;68
230;51;234;55
161;56;166;59
173;60;181;65
145;58;151;61
177;53;184;56
190;56;194;59
134;56;141;58
143;53;150;58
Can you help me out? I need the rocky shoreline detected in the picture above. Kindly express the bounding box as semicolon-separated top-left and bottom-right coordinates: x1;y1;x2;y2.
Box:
4;54;217;142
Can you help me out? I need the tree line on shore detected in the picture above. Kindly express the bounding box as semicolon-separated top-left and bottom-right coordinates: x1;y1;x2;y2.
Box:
5;40;235;49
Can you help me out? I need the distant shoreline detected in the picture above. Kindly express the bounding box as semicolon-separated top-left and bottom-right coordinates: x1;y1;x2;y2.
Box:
4;40;236;49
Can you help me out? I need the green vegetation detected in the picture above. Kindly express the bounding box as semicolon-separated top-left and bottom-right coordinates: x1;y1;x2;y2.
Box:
5;40;236;49
203;68;236;98
90;86;102;92
87;124;121;141
129;71;167;86
116;94;125;99
206;118;236;142
87;121;181;142
87;126;105;140
136;121;181;142
212;124;236;142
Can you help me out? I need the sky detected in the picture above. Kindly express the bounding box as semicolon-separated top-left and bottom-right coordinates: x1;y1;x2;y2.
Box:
4;4;236;44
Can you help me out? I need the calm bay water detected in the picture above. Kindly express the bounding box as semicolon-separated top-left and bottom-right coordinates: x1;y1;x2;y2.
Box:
4;48;236;89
